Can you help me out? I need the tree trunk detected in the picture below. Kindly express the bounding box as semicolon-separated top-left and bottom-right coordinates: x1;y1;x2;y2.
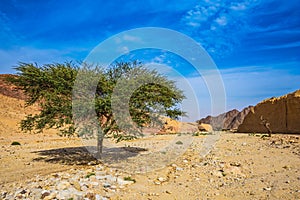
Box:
96;133;104;159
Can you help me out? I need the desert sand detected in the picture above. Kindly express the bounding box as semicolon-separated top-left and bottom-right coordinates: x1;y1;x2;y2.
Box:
0;93;299;199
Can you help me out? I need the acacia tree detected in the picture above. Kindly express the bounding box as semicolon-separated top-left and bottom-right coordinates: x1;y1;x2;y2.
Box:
8;61;185;158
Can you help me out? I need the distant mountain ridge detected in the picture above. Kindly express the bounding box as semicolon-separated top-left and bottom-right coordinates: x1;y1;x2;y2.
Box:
197;106;253;131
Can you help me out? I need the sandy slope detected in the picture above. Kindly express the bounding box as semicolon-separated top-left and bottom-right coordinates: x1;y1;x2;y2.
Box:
0;94;84;184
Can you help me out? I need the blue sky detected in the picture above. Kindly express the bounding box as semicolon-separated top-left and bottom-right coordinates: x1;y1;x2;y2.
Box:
0;0;299;121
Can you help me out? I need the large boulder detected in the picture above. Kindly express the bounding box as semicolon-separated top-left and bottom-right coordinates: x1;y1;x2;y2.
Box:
159;117;180;134
238;90;300;133
158;118;198;134
198;123;213;132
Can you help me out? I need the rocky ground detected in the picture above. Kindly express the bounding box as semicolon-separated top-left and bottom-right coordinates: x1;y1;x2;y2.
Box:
0;93;299;199
0;132;299;200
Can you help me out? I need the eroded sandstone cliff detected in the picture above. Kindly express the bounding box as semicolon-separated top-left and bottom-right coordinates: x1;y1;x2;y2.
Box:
238;90;300;133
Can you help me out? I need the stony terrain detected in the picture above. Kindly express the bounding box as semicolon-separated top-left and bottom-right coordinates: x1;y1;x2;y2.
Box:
1;129;299;199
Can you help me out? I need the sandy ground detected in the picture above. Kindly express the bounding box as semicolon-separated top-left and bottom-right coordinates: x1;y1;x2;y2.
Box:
0;93;299;199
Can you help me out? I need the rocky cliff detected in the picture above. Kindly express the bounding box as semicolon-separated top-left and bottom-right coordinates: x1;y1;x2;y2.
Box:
197;106;253;130
238;90;300;133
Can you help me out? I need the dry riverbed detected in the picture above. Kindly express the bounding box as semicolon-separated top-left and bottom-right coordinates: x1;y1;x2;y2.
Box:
0;132;299;200
0;94;299;199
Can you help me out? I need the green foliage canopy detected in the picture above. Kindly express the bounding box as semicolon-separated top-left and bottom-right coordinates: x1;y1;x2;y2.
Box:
7;61;186;153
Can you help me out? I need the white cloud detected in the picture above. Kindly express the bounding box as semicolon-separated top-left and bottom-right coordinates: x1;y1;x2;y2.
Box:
230;2;247;11
123;34;141;42
260;41;300;50
117;46;129;54
151;54;166;64
181;0;261;57
215;16;227;26
182;4;219;28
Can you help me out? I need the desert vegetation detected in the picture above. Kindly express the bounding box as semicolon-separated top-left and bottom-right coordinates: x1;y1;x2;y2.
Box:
6;61;185;158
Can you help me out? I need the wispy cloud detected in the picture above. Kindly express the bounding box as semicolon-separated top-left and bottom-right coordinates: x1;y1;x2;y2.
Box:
122;34;142;42
180;0;294;57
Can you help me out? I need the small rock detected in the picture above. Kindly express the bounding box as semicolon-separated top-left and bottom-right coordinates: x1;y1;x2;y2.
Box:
154;181;161;185
95;194;108;200
96;166;104;171
157;177;166;182
212;170;224;178
44;192;57;200
81;185;88;191
117;177;134;185
1;191;7;198
103;183;111;188
41;190;50;199
56;181;71;190
283;165;291;170
90;181;99;187
263;187;272;191
110;185;117;190
72;182;81;191
85;192;96;199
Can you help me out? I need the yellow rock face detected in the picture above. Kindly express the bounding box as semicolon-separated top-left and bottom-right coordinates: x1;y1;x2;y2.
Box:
198;123;213;132
158;118;199;134
238;90;300;133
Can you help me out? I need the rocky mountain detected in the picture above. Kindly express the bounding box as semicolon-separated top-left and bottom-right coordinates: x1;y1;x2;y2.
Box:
197;106;253;131
238;90;300;133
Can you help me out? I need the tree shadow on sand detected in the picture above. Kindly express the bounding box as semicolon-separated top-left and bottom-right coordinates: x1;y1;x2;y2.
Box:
31;146;148;165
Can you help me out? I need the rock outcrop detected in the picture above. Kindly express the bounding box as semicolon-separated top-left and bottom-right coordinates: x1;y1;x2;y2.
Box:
197;106;253;131
198;123;213;132
238;90;300;133
227;106;253;130
158;118;199;134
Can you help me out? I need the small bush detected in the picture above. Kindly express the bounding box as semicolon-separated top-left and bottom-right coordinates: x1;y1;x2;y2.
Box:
175;141;183;145
11;141;21;145
193;132;211;136
124;176;136;183
85;172;95;178
192;132;199;136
